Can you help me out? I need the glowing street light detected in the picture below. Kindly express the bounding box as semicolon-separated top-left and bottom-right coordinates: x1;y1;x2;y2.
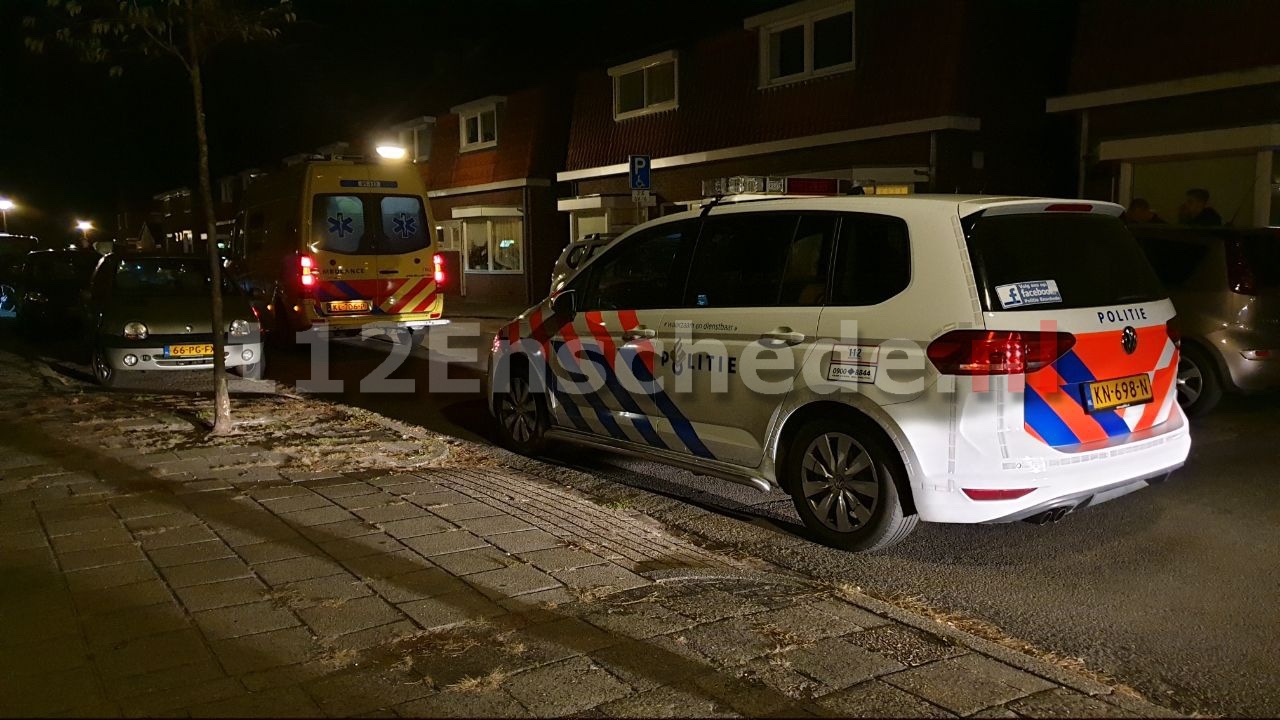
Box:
375;144;407;160
75;219;94;246
0;197;14;233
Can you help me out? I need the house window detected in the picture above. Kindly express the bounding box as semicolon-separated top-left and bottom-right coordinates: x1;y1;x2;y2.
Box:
756;2;854;87
398;122;434;163
609;50;679;121
459;106;498;151
462;216;523;272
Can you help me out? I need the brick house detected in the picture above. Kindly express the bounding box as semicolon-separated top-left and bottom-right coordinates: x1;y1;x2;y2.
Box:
1047;0;1280;227
412;84;573;307
555;0;1075;240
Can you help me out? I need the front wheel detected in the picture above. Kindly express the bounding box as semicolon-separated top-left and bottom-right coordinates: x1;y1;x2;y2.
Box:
784;417;918;552
92;347;118;388
493;369;549;455
234;357;265;380
1176;344;1223;418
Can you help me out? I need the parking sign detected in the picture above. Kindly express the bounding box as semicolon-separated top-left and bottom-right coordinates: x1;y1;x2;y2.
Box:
629;155;651;191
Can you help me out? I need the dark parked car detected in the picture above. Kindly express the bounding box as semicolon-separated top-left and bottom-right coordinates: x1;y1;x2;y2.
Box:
1131;225;1280;416
12;249;101;334
84;254;265;387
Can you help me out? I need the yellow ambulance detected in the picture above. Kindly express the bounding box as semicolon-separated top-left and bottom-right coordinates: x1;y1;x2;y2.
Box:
234;157;446;338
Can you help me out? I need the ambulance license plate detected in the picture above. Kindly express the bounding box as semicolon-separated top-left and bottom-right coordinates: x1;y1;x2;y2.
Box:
166;343;213;358
327;300;371;313
1084;373;1153;412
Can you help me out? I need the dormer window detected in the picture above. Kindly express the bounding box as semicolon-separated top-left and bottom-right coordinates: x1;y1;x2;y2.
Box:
452;97;504;152
394;116;435;163
609;50;678;121
747;0;855;88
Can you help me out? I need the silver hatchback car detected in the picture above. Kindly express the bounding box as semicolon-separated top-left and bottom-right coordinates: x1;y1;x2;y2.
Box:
1132;225;1280;416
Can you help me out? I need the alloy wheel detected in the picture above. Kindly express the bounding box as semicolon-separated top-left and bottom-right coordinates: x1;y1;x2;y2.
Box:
799;432;880;533
93;350;114;385
499;376;538;444
1176;356;1203;407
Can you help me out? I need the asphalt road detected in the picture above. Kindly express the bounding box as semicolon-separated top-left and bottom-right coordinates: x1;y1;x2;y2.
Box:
9;323;1278;717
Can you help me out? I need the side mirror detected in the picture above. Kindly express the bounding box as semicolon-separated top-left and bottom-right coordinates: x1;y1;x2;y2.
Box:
551;289;578;317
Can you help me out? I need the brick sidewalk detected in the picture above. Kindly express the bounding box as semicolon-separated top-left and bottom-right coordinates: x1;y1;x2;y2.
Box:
0;351;1179;718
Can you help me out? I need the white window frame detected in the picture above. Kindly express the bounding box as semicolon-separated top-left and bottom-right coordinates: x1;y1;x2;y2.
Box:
459;211;523;274
753;1;855;89
608;50;679;121
396;119;434;163
459;105;498;152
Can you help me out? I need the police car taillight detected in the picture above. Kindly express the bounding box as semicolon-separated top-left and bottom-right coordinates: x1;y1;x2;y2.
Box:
433;253;445;286
299;255;316;292
927;330;1076;375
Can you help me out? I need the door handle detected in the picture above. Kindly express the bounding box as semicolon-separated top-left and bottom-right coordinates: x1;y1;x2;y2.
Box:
761;327;806;346
621;327;656;342
379;269;398;275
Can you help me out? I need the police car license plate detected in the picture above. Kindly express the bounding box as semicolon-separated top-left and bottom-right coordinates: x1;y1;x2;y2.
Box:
166;343;213;358
327;300;370;313
1084;373;1153;412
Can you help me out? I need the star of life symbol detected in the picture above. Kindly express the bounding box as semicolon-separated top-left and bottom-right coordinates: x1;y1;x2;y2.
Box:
392;213;418;239
327;213;354;238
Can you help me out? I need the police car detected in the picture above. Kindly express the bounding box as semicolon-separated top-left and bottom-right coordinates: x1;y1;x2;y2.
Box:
487;195;1190;551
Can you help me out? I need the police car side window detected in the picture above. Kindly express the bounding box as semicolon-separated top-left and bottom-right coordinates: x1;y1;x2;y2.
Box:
683;213;799;308
580;221;697;311
830;213;911;306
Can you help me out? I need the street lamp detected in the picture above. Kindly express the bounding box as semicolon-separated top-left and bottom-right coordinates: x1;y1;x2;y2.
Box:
0;198;14;233
375;144;407;160
75;219;94;247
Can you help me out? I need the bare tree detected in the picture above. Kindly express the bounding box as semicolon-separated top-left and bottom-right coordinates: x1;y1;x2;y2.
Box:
25;0;294;435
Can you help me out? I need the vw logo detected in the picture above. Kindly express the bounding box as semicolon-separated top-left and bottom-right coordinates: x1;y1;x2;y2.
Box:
1121;326;1138;355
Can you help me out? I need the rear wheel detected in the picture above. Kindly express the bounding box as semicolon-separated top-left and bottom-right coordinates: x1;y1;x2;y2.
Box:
784;417;917;552
1176;344;1222;418
494;367;549;455
91;347;118;388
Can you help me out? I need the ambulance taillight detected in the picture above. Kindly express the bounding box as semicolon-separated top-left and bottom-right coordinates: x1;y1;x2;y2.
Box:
299;255;317;293
433;253;445;286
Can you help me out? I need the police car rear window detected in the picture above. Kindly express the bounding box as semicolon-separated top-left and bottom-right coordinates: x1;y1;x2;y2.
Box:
965;213;1164;312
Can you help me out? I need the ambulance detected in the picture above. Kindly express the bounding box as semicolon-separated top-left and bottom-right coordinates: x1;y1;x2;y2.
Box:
487;194;1191;552
234;157;445;339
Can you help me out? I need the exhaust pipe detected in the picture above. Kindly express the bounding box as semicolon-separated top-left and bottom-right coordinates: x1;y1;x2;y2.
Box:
1023;506;1074;525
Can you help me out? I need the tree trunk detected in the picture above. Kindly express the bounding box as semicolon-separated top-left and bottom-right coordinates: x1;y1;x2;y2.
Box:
186;0;233;435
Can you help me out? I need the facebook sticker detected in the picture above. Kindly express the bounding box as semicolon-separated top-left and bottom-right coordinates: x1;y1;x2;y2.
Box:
995;280;1062;309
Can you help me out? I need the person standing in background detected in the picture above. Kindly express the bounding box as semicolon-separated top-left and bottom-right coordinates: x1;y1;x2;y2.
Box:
1123;198;1164;224
1178;188;1223;226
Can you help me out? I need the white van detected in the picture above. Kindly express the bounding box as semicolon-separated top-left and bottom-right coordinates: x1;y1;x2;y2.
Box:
487;196;1190;551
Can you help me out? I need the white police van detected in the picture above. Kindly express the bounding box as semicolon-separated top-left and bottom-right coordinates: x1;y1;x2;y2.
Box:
487;195;1190;551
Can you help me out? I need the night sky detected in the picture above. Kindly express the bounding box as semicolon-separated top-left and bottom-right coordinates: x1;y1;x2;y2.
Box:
1;0;786;244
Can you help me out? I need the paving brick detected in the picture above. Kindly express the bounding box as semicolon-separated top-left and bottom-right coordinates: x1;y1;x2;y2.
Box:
817;679;956;718
238;660;333;692
584;601;698;641
503;655;632;717
84;601;191;649
160;556;253;588
137;523;220;550
50;527;134;553
146;538;236;567
378;514;457;539
278;572;372;606
883;655;1047;716
215;521;305;548
124;512;202;534
317;533;407;560
679;617;783;667
193;600;301;640
332;492;401;511
72;573;175;614
234;538;316;564
259;493;332;514
278;505;357;527
175;577;270;612
396;688;531;719
554;563;651;596
296;518;381;543
455;514;537;537
782;636;905;690
429;501;505;521
398;589;507;630
748;601;873;645
57;543;148;571
0;529;48;551
67;560;160;593
297;594;404;638
188;684;323;718
341;548;433;579
846;625;966;668
312;482;378;499
465;563;563;599
432;546;518;576
108;659;227;700
1006;687;1139;718
95;629;213;680
44;515;122;537
688;670;811;717
657;588;767;624
5;665;107;716
303;667;436;716
0;633;90;678
209;625;320;675
599;683;738;718
118;676;246;717
367;568;468;604
401;490;473;507
253;554;345;585
351;501;425;524
317;618;420;654
587;637;709;694
402;529;491;557
518;546;609;572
